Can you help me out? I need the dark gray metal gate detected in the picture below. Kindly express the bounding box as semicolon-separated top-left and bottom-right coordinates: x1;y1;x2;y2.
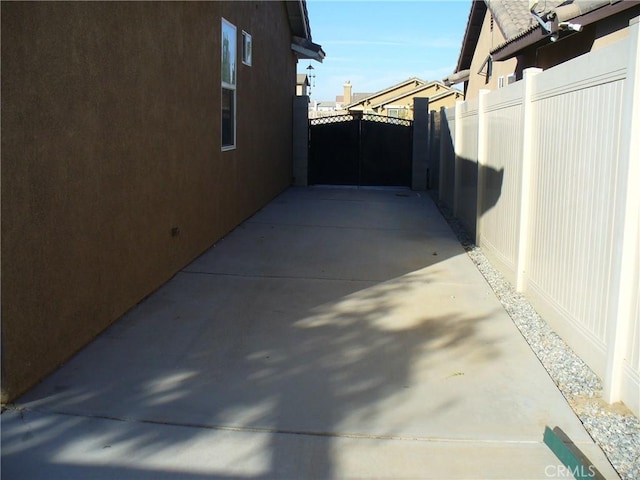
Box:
308;113;413;186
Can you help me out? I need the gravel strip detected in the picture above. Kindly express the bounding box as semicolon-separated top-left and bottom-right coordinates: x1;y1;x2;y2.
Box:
435;201;640;480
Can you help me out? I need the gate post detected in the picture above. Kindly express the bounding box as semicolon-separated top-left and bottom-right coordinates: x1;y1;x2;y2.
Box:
411;97;429;190
292;95;309;186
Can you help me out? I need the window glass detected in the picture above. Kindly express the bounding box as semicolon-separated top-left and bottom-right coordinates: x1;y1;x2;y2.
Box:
222;18;236;149
222;19;236;86
221;88;235;147
242;31;252;66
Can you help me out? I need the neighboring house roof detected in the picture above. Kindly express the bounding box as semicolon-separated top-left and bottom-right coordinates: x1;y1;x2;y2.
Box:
333;93;370;104
285;0;310;39
491;0;640;61
489;0;540;39
351;92;372;103
344;77;426;109
450;0;639;78
296;74;309;86
453;0;555;74
314;101;340;109
286;0;326;62
454;1;487;76
371;81;449;109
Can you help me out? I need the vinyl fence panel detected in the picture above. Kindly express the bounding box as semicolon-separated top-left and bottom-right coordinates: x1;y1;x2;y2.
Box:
455;98;479;238
478;81;525;283
525;57;626;376
436;16;640;416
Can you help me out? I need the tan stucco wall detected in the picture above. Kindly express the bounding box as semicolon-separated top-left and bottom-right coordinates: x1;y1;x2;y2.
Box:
1;1;296;402
466;9;518;100
428;93;464;112
592;7;640;49
592;26;629;49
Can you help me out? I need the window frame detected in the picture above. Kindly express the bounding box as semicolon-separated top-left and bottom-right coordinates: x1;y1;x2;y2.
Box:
242;30;252;66
221;18;237;151
388;108;401;118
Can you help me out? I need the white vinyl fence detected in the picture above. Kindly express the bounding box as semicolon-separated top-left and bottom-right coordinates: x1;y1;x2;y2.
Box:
437;17;640;416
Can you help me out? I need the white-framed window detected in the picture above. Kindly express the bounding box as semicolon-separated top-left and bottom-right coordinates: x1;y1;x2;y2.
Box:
387;107;407;119
221;18;236;150
242;31;252;66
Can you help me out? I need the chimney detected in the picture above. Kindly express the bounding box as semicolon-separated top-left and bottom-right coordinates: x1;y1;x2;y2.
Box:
343;81;352;105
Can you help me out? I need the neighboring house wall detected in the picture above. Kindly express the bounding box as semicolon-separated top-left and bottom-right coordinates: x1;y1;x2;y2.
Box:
346;80;463;120
296;74;309;96
427;91;465;112
380;89;464;118
376;83;442;115
1;1;297;402
466;8;517;100
436;24;640;416
462;2;640;99
348;79;425;112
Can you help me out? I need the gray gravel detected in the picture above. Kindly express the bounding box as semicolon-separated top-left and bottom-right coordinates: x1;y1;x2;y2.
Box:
436;201;640;480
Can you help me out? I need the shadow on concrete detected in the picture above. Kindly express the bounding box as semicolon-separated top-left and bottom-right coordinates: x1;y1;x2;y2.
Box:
2;188;508;479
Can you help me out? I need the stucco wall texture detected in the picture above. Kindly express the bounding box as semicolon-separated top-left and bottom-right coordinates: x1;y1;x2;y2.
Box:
1;1;296;402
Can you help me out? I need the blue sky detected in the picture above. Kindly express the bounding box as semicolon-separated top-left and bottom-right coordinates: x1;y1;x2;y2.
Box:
300;0;472;101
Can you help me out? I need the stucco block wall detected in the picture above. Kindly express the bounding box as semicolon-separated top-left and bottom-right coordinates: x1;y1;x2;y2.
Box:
1;1;296;402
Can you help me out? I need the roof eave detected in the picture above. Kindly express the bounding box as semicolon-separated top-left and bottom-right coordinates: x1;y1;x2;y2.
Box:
287;1;325;62
454;1;488;73
443;69;471;86
491;0;640;61
291;37;326;62
286;0;311;39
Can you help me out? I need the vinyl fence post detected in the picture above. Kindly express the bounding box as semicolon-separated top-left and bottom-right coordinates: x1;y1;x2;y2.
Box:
453;100;464;217
438;107;446;199
515;67;542;292
603;15;640;414
429;111;438;191
475;89;490;245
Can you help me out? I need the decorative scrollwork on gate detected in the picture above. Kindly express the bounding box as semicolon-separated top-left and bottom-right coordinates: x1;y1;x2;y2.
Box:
310;113;413;127
362;113;412;127
309;114;356;126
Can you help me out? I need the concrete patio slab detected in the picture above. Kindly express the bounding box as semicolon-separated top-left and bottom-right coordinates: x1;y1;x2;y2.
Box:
1;187;619;479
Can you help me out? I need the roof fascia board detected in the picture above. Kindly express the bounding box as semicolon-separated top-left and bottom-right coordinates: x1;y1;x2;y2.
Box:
444;69;471;86
291;40;325;62
455;1;488;72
